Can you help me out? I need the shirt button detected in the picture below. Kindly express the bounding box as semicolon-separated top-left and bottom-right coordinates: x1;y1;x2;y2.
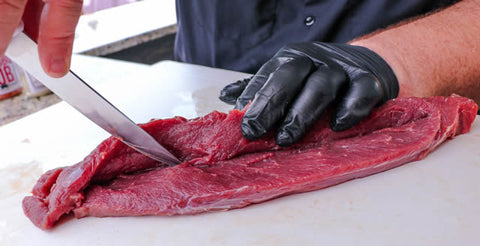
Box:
304;16;315;27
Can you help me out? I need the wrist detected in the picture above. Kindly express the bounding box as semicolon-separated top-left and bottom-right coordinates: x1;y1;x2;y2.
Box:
350;38;416;98
321;42;399;101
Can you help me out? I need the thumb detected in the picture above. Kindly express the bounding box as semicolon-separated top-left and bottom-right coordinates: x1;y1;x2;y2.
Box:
219;76;252;105
38;0;82;78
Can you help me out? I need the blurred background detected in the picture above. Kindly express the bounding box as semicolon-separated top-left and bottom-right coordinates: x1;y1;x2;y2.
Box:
82;0;139;14
0;0;177;125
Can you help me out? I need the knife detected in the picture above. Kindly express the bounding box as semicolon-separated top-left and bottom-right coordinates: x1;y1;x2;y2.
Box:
5;32;181;166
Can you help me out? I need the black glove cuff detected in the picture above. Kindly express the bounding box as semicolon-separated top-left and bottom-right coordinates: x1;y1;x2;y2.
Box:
321;43;399;103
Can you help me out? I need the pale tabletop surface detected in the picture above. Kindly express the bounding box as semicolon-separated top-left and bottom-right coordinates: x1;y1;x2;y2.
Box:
0;56;479;246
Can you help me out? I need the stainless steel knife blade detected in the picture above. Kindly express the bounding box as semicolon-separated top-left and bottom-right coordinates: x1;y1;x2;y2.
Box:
6;32;180;166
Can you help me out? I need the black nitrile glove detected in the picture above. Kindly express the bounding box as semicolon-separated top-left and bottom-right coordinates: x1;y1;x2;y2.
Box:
219;42;399;147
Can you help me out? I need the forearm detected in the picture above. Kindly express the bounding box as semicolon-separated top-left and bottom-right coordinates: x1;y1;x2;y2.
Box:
351;0;480;104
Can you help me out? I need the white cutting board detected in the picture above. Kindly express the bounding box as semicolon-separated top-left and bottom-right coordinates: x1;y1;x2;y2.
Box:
0;55;479;246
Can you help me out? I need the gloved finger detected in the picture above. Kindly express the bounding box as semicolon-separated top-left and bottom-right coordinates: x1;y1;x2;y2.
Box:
331;72;384;132
0;0;28;57
276;66;347;146
241;57;314;140
219;76;252;105
38;0;83;78
235;56;292;110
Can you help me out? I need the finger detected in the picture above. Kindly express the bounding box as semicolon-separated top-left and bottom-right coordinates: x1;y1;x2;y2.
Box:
38;0;83;78
331;72;384;132
276;66;347;146
219;76;252;105
22;0;45;41
241;57;314;140
0;0;28;56
235;56;291;110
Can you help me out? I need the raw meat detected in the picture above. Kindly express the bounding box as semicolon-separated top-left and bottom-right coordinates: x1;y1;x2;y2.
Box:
23;95;478;230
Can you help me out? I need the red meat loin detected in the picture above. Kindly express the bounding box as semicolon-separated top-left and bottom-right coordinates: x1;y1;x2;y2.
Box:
23;95;478;229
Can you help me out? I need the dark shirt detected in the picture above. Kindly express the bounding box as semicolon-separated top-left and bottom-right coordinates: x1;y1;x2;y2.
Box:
174;0;457;73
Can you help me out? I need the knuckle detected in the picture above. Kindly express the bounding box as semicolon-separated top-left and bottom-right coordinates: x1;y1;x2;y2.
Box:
329;69;347;83
43;0;83;13
38;0;84;41
309;67;346;88
352;73;381;89
0;0;26;11
278;43;307;56
281;43;296;50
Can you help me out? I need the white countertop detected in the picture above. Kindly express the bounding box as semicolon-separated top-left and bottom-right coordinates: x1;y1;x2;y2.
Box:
0;56;479;245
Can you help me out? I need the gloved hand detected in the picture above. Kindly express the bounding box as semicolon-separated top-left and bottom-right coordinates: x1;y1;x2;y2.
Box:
219;42;399;147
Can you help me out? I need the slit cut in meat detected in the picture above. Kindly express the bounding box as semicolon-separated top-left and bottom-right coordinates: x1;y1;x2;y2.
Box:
22;95;478;230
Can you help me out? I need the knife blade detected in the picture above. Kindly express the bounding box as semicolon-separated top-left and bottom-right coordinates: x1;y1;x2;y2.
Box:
6;32;181;166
